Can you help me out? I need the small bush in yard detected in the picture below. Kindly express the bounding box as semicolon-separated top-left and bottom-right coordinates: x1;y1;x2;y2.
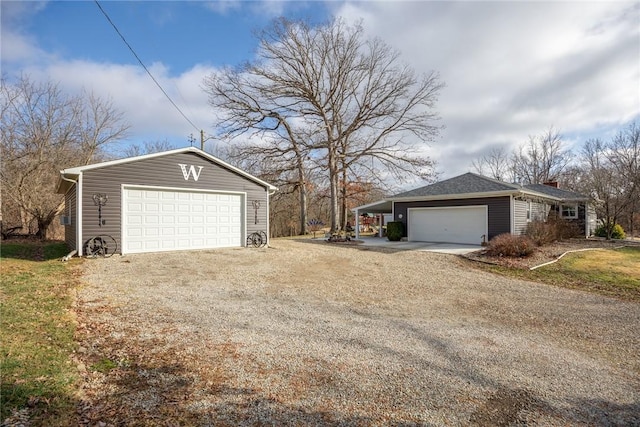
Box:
595;223;626;239
386;221;404;241
486;233;536;257
526;217;582;245
549;216;582;240
525;220;556;246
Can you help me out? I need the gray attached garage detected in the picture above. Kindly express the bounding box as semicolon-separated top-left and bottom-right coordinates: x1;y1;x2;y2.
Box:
353;172;591;245
56;147;277;256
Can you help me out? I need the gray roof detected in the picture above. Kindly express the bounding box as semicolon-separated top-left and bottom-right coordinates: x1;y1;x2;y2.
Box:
391;172;588;202
523;183;588;201
392;172;519;198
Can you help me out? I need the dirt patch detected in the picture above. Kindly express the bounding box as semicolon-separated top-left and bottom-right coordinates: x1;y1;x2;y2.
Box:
469;387;549;426
73;239;640;426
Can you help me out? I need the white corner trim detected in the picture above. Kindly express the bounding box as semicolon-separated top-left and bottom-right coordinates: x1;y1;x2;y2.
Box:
77;174;83;256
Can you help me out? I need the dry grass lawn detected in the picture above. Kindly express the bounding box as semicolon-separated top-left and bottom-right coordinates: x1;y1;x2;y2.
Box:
566;247;640;278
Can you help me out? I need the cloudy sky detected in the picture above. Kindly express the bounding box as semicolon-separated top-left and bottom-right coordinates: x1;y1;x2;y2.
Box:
2;1;638;185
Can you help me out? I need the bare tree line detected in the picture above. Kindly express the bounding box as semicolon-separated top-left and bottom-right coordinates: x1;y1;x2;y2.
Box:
472;127;571;184
1;75;129;239
473;124;640;238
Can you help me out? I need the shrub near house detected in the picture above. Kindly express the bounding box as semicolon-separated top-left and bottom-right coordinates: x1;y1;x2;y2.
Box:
595;224;626;239
486;234;536;257
525;216;583;246
386;222;404;241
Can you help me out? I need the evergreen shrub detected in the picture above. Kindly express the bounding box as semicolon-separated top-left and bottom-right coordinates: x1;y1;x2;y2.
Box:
386;221;404;242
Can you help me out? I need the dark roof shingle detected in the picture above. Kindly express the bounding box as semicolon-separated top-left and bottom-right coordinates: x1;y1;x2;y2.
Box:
391;172;588;202
392;172;519;198
523;183;588;201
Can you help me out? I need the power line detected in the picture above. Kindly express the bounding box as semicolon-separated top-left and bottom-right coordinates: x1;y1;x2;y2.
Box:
94;0;200;133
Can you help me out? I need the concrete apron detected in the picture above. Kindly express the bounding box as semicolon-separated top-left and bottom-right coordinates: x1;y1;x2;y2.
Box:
357;237;482;255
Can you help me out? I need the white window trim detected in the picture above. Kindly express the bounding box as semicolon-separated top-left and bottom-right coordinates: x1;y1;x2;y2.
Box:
561;204;578;219
526;201;532;222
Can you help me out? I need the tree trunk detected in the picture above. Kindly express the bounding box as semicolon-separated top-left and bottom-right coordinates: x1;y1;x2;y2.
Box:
328;150;340;233
35;212;56;240
341;166;348;231
298;178;308;235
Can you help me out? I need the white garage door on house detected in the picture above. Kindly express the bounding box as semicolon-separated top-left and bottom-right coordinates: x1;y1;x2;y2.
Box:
408;206;487;245
123;187;243;254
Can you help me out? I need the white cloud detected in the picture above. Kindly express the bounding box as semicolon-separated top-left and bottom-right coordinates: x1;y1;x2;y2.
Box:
18;59;217;150
334;1;640;181
2;0;638;185
1;0;54;65
202;0;243;15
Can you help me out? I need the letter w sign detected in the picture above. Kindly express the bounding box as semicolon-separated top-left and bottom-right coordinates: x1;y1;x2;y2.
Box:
178;164;203;181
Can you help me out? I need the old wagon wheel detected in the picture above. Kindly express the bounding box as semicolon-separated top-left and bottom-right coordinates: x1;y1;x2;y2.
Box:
258;231;268;247
246;233;262;248
85;235;117;258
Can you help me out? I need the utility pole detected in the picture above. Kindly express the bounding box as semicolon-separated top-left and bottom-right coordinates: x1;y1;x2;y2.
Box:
199;130;215;152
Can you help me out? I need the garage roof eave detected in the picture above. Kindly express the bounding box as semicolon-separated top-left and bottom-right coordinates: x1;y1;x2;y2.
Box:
56;172;80;194
352;199;393;214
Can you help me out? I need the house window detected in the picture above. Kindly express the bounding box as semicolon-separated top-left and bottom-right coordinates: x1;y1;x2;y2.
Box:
561;204;578;219
526;201;532;221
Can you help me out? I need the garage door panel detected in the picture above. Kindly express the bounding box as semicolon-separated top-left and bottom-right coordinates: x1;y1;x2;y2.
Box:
123;188;243;254
408;206;487;245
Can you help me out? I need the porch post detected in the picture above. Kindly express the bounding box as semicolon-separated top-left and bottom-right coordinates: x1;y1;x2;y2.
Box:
355;209;360;239
378;214;383;237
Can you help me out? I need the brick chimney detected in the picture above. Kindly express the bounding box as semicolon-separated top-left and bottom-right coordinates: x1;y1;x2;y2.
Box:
543;181;559;188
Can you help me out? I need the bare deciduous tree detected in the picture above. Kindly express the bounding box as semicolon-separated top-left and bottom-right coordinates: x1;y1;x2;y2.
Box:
204;18;443;232
0;75;129;239
512;126;570;184
579;123;639;238
472;146;513;182
122;139;176;157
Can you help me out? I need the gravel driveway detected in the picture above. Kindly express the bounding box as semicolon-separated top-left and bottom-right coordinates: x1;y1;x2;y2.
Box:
77;239;640;426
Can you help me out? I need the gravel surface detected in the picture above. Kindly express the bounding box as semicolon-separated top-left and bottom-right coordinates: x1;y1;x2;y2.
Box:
76;239;640;426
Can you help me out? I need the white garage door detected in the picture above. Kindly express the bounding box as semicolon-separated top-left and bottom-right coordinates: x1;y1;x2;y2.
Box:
123;187;243;254
408;206;487;245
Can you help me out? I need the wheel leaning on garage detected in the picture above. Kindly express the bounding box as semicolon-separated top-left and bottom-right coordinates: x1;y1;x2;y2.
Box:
84;235;118;258
246;233;262;248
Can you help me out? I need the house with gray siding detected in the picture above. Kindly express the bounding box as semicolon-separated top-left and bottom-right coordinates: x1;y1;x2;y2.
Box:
56;147;277;256
353;173;593;245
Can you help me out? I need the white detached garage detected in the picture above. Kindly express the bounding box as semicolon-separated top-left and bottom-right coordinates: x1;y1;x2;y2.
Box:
56;147;277;256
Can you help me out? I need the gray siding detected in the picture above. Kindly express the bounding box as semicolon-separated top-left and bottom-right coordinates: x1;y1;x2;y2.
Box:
586;204;597;236
394;196;511;240
548;203;588;237
575;204;588;237
80;152;269;254
514;199;550;236
64;186;77;251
